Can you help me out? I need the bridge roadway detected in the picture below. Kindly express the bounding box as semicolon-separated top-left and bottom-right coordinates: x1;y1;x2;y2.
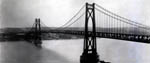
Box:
1;30;150;43
48;30;150;43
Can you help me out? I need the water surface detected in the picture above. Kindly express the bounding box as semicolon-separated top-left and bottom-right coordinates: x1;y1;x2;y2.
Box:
0;38;150;63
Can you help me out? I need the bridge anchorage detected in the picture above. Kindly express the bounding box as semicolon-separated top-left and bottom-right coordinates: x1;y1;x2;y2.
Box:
80;3;110;63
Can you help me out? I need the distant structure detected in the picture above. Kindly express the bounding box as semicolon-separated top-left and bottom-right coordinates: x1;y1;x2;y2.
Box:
34;18;42;47
25;18;42;47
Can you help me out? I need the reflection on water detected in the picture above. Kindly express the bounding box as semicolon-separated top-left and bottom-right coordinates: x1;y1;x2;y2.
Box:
0;38;150;63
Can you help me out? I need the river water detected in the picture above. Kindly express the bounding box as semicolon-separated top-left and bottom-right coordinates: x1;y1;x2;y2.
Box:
0;38;150;63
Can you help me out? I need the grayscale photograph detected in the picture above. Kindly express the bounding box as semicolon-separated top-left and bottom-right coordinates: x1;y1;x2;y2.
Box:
0;0;150;63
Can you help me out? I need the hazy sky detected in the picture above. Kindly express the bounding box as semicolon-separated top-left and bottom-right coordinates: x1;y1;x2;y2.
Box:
0;0;150;28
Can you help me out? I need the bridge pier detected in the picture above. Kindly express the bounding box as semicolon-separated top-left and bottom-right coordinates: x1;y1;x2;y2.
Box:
80;52;99;63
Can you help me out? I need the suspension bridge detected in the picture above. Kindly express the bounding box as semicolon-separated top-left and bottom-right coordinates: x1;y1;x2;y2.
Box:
1;2;150;63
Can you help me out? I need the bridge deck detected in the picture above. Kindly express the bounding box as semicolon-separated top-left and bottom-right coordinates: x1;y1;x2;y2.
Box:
49;30;150;43
1;30;150;43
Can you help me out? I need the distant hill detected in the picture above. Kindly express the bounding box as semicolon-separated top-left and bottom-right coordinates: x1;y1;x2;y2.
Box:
0;27;150;35
0;28;24;33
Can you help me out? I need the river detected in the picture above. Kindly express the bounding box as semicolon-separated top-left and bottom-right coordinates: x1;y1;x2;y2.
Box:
0;38;150;63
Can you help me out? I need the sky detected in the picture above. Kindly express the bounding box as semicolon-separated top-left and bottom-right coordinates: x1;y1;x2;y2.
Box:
0;0;150;28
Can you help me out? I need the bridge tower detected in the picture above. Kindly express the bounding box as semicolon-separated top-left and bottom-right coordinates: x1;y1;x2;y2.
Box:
80;3;110;63
34;18;42;47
